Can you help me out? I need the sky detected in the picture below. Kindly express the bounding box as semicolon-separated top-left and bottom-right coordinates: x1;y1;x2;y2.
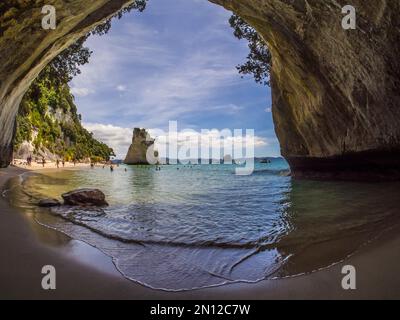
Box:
70;0;280;158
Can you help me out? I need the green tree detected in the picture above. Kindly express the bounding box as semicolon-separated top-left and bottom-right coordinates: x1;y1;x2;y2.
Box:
229;14;272;86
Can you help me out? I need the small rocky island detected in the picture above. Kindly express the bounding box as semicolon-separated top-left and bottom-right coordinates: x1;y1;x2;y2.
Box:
124;128;158;165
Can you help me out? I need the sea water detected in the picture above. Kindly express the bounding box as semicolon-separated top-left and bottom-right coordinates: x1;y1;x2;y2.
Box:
5;159;400;290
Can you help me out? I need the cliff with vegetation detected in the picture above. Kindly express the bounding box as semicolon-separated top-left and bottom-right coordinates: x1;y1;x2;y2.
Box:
0;0;144;167
14;67;114;162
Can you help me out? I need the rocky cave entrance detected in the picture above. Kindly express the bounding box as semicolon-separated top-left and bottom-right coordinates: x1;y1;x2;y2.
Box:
1;0;400;180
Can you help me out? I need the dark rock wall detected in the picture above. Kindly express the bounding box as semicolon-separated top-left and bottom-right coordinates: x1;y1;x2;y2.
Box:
211;0;400;179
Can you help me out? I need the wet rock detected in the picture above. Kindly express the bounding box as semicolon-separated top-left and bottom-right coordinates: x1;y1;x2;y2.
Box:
38;198;61;207
62;189;108;207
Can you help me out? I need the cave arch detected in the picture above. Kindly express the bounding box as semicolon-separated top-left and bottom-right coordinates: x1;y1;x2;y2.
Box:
1;0;400;180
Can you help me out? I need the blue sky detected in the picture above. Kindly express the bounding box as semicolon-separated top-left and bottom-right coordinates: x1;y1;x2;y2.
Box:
70;0;280;158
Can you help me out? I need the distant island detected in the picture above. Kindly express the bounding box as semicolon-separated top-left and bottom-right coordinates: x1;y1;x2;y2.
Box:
147;156;283;165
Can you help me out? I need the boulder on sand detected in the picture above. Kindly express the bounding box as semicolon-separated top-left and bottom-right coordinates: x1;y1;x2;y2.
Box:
62;189;108;207
38;198;61;207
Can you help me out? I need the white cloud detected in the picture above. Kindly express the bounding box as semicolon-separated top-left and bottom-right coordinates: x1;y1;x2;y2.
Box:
83;123;132;158
70;0;277;156
84;122;268;159
70;87;94;97
116;85;127;92
70;3;249;128
207;104;244;114
70;21;173;95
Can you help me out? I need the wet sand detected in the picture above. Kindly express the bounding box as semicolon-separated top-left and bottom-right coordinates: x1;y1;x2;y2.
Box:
1;166;400;299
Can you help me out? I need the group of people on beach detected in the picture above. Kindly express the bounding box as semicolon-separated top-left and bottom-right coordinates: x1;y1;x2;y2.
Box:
55;159;66;168
14;155;76;168
41;156;67;168
96;163;164;172
17;155;169;172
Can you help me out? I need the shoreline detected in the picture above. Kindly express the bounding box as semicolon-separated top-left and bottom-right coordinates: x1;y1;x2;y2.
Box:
12;159;104;171
1;166;400;299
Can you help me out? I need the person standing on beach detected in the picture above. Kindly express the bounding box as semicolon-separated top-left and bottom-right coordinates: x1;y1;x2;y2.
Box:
56;159;60;169
62;159;65;167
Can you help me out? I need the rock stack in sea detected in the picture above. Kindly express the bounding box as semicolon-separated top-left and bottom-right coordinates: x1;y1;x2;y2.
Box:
124;128;158;165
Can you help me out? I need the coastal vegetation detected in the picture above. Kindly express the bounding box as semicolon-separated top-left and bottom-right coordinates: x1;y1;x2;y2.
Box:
14;67;114;162
13;1;148;162
229;14;271;86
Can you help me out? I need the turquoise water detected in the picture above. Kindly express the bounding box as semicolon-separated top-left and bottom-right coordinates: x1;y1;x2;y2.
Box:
6;159;400;290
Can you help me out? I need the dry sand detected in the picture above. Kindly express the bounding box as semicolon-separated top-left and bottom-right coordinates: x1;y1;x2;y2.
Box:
1;166;400;299
12;159;97;171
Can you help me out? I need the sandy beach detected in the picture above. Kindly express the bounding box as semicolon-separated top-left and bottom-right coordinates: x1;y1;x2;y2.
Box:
1;165;400;300
12;159;100;171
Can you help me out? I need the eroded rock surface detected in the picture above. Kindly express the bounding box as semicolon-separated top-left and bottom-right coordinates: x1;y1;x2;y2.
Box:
210;0;400;180
124;128;157;165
